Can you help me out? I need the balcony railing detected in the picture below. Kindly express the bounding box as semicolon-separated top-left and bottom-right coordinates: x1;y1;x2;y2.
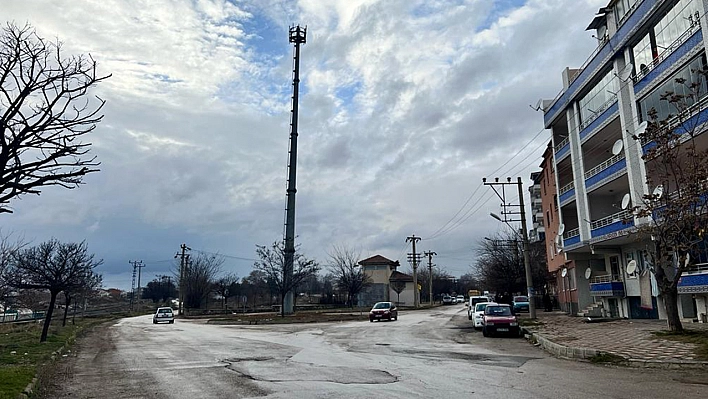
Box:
555;136;570;153
590;274;622;284
633;16;701;83
684;263;708;275
579;95;617;131
584;154;625;179
563;228;580;239
590;209;633;231
559;182;574;196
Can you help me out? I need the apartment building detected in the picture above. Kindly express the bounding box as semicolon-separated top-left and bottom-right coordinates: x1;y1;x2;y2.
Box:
542;0;708;320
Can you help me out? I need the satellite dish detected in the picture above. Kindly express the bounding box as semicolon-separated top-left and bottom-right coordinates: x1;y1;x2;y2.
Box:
621;193;631;210
558;224;566;236
612;139;624;155
653;185;664;199
584;267;592;279
626;260;637;275
685;253;691;267
555;235;562;253
561;268;568;278
619;63;633;81
635;121;648;136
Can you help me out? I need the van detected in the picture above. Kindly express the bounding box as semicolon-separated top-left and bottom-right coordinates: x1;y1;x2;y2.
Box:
467;296;492;318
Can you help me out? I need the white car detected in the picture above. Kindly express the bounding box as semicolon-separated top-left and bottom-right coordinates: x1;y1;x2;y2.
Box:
471;302;496;329
153;307;175;324
456;295;465;304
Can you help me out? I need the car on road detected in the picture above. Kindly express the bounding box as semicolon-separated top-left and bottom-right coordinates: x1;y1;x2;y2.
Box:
456;295;465;304
470;302;496;329
153;307;174;324
482;304;520;337
442;295;454;305
369;301;398;322
513;296;530;313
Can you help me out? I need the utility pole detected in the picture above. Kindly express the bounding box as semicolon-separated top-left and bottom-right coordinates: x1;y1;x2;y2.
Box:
483;176;536;319
129;262;137;312
175;244;190;316
130;260;145;303
406;235;422;308
282;25;307;315
424;251;437;307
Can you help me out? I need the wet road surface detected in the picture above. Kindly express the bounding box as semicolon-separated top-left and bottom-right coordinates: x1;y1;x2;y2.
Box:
50;305;706;398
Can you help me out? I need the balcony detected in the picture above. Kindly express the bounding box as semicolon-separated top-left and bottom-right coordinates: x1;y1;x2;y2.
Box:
563;227;580;247
590;209;634;238
579;98;618;141
559;182;575;204
590;275;625;297
555;136;570;160
584;154;626;189
678;263;708;294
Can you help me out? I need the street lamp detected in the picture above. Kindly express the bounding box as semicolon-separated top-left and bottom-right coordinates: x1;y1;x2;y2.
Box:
489;213;537;319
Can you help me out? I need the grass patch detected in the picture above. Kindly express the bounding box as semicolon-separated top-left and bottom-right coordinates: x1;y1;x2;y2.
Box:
652;329;708;360
589;352;627;364
0;317;111;398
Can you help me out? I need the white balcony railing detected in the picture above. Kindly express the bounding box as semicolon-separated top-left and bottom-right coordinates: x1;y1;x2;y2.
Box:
563;228;580;239
559;181;575;196
590;209;633;230
590;274;623;284
555;136;570;153
684;263;708;275
584;154;625;179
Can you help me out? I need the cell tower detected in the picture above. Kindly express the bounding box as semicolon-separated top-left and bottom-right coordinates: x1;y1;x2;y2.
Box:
283;25;306;315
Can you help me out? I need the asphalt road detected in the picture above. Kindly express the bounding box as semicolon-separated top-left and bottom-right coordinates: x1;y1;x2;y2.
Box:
49;305;706;398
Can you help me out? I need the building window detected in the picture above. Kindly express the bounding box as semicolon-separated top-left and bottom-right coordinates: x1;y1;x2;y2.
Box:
546;211;550;227
578;70;619;128
638;53;708;122
615;0;640;25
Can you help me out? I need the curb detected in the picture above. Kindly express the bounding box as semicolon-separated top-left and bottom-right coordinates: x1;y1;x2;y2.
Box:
523;328;708;369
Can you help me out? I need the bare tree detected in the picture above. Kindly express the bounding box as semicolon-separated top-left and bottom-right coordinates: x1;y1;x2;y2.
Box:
253;241;319;317
0;23;110;213
8;239;102;342
182;253;223;311
213;273;239;309
390;280;405;304
474;233;547;296
327;245;370;308
62;270;101;326
632;68;708;333
0;231;25;312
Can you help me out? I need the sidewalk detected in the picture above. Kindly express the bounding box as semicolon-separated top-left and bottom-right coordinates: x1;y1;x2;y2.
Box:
520;311;708;368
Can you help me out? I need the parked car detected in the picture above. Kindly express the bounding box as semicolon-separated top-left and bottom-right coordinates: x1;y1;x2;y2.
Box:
456;295;465;304
513;296;530;313
153;307;174;324
482;304;521;337
369;301;398;322
469;302;496;329
442;295;454;305
467;295;491;312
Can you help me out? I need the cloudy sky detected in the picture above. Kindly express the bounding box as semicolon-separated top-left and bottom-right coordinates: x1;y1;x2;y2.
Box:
2;0;606;290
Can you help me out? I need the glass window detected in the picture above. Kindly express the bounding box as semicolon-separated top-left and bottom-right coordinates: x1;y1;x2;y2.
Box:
578;70;619;127
638;54;708;122
633;32;653;74
615;0;640;24
655;0;699;51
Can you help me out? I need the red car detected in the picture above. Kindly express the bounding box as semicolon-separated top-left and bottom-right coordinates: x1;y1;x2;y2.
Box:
369;302;398;322
482;304;521;337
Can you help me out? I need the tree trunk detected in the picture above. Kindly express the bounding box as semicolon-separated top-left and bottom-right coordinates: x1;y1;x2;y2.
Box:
40;290;58;343
280;294;285;318
662;286;683;332
62;293;71;327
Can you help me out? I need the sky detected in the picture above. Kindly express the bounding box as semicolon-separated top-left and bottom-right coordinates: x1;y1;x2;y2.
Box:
1;0;607;290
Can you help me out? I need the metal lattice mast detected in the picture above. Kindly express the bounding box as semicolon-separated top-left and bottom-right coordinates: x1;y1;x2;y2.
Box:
283;25;306;315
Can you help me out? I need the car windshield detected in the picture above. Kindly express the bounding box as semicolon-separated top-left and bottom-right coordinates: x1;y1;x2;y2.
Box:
373;303;391;309
158;309;172;314
485;306;512;316
475;303;488;312
514;296;529;302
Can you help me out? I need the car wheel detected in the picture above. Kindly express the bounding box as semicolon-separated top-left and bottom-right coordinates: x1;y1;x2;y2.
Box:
393;314;397;321
153;320;157;324
169;320;174;324
468;314;472;320
369;318;374;322
482;327;488;337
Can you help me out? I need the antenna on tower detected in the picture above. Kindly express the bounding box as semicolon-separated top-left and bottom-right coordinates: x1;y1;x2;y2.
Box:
282;25;307;315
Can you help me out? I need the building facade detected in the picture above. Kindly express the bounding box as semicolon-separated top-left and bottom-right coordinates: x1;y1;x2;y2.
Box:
542;0;708;320
358;255;416;307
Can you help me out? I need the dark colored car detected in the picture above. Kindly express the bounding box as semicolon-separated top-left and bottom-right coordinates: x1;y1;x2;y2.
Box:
513;296;530;313
482;304;520;337
369;302;398;322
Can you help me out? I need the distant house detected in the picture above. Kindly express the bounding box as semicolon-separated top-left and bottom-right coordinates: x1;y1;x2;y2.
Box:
358;255;415;307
